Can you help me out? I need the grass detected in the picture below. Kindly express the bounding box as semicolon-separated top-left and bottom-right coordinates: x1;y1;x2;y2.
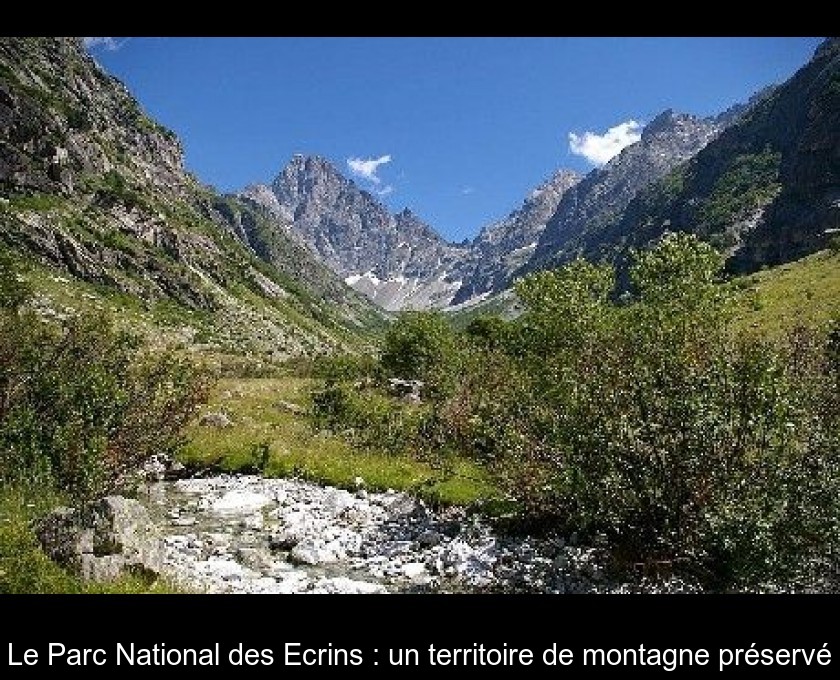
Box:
446;250;840;336
0;486;177;594
733;249;840;336
180;377;499;507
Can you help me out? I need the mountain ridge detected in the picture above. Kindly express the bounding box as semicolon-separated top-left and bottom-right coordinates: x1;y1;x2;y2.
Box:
0;37;385;360
251;97;744;311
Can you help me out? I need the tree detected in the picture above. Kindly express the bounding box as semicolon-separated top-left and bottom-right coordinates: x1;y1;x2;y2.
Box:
380;311;457;396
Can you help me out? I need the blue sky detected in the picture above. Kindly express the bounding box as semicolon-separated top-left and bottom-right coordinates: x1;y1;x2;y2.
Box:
85;37;823;243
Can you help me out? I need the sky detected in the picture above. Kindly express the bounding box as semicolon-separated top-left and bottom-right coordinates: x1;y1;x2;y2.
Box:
85;37;823;243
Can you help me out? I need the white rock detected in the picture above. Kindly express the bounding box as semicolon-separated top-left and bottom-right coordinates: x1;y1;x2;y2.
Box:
240;512;264;530
289;540;339;566
211;490;272;515
309;577;387;594
198;557;246;581
402;562;427;579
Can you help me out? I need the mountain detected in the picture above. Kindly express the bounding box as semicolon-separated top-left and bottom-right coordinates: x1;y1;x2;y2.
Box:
447;169;580;306
0;37;385;359
522;109;740;278
247;156;583;311
251;100;757;312
243;155;468;311
582;37;840;273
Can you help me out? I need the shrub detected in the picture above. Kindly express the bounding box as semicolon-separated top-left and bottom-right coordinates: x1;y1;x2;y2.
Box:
311;353;378;384
0;249;210;500
308;233;840;588
0;248;31;310
447;234;839;587
464;315;511;350
310;381;425;456
380;311;459;398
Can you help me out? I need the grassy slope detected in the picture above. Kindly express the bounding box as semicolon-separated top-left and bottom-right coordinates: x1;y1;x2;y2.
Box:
734;249;840;336
180;377;498;507
449;249;840;334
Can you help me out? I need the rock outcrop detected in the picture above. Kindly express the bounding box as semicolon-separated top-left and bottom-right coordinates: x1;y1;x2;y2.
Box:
590;37;840;275
448;169;580;306
524;110;734;276
35;496;163;581
0;38;385;359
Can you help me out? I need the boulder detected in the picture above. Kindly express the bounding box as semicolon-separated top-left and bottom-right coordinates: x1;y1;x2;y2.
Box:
387;378;424;403
289;539;342;566
35;496;163;581
199;412;233;428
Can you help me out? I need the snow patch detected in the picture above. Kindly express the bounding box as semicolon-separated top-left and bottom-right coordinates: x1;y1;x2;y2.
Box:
345;270;381;286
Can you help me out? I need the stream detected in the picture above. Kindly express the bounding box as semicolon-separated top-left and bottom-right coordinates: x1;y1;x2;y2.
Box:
136;474;699;594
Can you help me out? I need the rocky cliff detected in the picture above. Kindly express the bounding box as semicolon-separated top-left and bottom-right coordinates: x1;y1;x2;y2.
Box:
587;37;840;274
448;169;580;306
0;37;385;357
243;155;468;311
523;109;735;277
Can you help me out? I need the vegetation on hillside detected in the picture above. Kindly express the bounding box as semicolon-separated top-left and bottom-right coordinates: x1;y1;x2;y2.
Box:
0;249;210;500
312;233;840;589
0;246;212;592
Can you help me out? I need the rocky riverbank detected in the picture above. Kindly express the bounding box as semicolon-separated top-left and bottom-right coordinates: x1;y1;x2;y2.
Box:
136;474;700;594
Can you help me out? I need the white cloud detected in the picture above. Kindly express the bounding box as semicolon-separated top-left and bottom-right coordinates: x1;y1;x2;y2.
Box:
376;185;394;197
347;155;392;185
83;37;127;51
461;186;475;195
568;120;642;165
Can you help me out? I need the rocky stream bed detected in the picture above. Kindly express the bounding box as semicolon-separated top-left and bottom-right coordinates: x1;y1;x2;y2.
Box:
133;474;701;594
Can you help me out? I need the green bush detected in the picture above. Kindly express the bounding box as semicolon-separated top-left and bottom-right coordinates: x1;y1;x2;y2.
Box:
464;315;511;350
444;234;837;586
0;249;31;310
380;310;458;397
500;234;839;585
310;381;425;455
0;249;210;500
308;233;840;588
311;353;378;384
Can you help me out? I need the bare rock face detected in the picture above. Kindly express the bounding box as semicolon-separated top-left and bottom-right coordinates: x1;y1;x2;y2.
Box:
251;156;581;311
262;155;467;311
597;38;840;275
526;110;730;275
35;496;163;581
0;38;386;358
448;169;581;306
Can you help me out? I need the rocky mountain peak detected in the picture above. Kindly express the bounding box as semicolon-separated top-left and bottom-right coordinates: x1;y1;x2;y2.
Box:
640;109;692;139
526;105;734;275
271;154;353;210
445;168;581;307
255;154;465;310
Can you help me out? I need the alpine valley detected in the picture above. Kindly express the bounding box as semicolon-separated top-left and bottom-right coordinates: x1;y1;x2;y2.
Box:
1;37;839;598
